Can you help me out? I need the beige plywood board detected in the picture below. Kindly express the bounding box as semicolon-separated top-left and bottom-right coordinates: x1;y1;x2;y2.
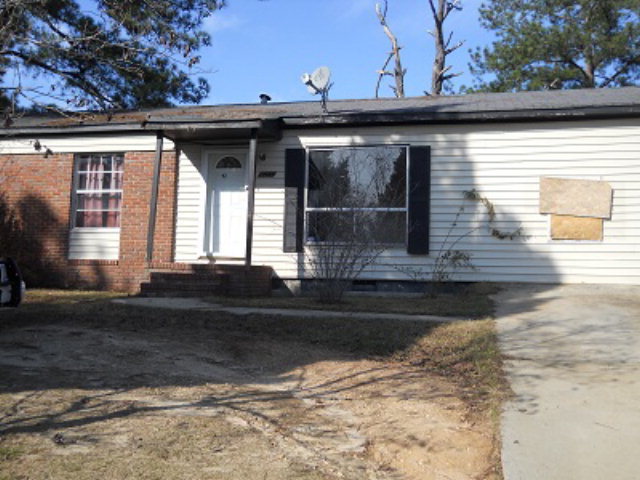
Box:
551;215;603;241
539;177;612;219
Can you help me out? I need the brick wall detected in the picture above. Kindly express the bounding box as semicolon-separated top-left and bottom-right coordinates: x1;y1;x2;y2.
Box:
0;152;73;285
0;149;179;293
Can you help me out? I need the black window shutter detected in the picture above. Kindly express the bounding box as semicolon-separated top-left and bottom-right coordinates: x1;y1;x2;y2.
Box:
407;146;431;255
283;148;306;252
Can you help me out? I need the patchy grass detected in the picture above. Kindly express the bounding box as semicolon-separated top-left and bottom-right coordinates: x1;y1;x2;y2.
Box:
9;289;507;406
13;289;504;386
0;446;25;480
206;282;499;319
399;319;509;479
12;288;507;409
0;445;23;462
0;413;325;480
1;289;508;479
400;319;508;413
22;289;124;305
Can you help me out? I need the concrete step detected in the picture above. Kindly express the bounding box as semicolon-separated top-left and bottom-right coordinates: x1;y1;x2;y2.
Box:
140;282;227;297
141;265;273;297
140;271;230;297
148;271;227;285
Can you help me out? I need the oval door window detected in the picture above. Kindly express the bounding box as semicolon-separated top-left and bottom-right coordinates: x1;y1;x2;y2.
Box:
216;156;242;169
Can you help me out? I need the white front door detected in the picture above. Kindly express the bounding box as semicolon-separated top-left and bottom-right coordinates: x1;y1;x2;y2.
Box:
204;151;247;257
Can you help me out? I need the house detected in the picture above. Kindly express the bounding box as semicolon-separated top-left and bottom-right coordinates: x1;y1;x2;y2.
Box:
1;87;639;295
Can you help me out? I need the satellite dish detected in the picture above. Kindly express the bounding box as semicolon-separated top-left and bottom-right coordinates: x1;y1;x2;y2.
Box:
301;66;333;113
311;66;331;90
301;66;332;94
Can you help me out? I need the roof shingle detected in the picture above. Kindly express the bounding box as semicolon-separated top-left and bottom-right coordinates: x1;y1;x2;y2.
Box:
5;87;640;133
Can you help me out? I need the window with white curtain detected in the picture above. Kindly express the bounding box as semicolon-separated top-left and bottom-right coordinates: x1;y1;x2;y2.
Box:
72;154;124;228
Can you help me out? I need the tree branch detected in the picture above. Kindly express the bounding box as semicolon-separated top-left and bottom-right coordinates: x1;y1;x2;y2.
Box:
375;52;394;98
4;49;116;108
600;56;640;88
427;0;438;20
445;39;464;55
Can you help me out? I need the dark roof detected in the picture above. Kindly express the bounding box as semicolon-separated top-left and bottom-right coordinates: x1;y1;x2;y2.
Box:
4;87;640;138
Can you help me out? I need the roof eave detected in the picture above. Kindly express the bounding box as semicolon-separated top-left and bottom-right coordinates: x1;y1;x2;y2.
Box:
283;105;640;127
1;105;638;138
0;118;283;140
0;122;148;137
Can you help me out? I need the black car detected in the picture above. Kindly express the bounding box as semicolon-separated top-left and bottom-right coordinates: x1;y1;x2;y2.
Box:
0;257;25;307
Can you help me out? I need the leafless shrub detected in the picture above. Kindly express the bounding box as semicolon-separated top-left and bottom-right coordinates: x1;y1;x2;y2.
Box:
396;189;524;296
304;146;407;303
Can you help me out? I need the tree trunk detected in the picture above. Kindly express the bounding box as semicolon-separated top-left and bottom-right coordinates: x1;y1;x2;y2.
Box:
428;0;463;95
375;1;405;98
430;0;446;95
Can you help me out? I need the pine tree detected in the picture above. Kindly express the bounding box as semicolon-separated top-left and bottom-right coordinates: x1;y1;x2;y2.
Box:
0;0;224;116
469;0;640;91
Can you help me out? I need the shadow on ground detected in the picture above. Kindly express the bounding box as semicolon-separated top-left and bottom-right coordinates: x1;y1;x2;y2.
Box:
496;283;640;480
0;293;507;479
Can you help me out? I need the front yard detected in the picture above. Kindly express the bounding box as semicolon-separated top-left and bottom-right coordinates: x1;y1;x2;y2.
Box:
0;290;507;480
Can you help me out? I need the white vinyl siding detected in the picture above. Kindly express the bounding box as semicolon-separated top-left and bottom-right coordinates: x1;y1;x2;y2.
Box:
173;118;640;285
174;145;206;262
0;133;174;154
68;229;120;260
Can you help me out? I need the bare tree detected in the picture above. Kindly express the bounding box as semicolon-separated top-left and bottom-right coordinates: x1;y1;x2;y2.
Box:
428;0;464;95
375;0;406;98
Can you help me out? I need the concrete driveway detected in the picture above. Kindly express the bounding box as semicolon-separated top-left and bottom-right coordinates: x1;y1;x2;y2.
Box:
495;284;640;480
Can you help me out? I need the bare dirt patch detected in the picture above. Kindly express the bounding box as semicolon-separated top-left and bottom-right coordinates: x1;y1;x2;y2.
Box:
0;291;503;479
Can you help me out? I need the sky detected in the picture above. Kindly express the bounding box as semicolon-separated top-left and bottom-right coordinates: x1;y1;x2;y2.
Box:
199;0;492;105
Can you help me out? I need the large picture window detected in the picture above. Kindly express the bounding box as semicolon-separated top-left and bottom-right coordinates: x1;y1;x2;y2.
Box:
73;154;124;228
306;146;407;245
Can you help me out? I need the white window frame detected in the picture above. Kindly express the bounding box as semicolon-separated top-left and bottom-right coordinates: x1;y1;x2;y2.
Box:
304;145;409;246
71;153;124;230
